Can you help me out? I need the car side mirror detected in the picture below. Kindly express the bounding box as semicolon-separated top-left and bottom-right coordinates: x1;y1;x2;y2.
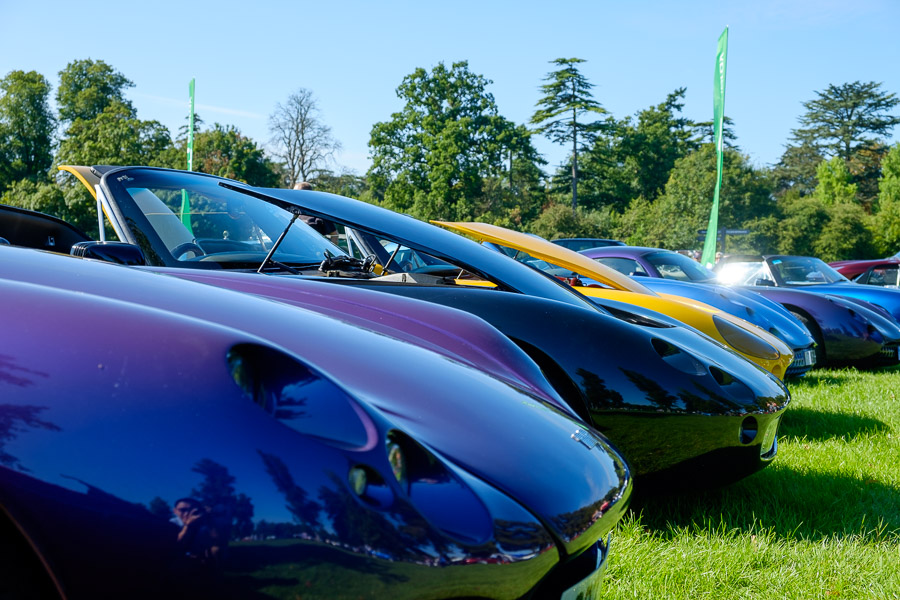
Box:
71;241;146;266
630;271;648;277
754;278;775;287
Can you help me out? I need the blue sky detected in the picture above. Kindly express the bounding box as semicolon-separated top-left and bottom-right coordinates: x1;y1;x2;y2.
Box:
2;0;898;176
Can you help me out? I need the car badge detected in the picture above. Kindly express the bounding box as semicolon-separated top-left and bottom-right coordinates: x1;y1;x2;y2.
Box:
571;428;597;450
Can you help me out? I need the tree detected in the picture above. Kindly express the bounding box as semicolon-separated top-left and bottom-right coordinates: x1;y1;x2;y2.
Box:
772;141;823;197
269;88;342;188
813;201;874;261
368;61;535;222
782;81;900;204
189;124;281;186
579;88;698;209
54;101;175;236
56;101;173;167
873;143;900;254
56;59;134;124
530;58;607;212
793;81;899;161
621;145;775;250
0;70;55;189
0;179;67;221
814;157;857;205
527;202;618;240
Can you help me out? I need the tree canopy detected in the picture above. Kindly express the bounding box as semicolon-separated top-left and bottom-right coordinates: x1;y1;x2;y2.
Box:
531;58;607;211
0;70;55;188
368;61;538;222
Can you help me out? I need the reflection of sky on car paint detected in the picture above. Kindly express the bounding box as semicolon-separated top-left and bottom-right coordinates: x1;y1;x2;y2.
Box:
5;396;308;524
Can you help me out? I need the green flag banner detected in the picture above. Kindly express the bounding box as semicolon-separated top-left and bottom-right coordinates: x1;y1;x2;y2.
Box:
701;27;728;268
181;78;196;234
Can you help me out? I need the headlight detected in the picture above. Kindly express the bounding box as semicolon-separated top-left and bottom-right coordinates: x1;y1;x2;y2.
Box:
713;315;781;360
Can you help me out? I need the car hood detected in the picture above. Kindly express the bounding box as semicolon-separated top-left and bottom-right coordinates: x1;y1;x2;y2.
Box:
640;278;816;351
792;282;900;320
149;266;568;409
0;245;630;555
433;220;655;295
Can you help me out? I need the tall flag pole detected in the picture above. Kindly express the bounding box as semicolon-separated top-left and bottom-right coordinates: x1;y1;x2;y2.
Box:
701;27;729;268
180;78;196;233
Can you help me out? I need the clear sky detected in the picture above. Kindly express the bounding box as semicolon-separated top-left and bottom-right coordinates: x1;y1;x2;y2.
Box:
2;0;898;176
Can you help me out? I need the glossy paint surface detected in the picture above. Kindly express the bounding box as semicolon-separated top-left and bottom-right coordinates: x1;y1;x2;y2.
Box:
148;267;567;409
432;221;793;379
583;246;900;368
49;166;793;488
324;280;791;490
1;248;632;598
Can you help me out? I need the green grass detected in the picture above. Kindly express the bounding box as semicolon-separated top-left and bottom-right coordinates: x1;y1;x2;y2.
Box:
603;367;900;600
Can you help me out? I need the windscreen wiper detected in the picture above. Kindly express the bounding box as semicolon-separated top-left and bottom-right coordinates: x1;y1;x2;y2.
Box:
258;212;300;274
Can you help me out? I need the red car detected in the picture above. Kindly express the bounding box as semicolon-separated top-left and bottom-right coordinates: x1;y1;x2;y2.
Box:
830;257;900;288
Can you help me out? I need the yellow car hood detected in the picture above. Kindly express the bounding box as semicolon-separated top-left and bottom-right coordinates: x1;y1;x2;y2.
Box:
433;221;656;296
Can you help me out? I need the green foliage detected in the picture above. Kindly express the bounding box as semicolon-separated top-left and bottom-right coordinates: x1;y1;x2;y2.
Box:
310;170;368;198
56;101;174;168
773;142;823;197
622;145;774;250
0;70;56;190
56;59;134;124
527;201;618;240
531;58;607;210
814;156;858;205
872;143;900;253
187;124;282;186
368;61;537;222
782;81;900;204
813;201;874;261
793;81;900;161
579;89;698;210
0;178;67;220
530;58;607;148
772;191;829;256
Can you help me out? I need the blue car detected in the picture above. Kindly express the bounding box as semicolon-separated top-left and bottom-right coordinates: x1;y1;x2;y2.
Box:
716;254;900;324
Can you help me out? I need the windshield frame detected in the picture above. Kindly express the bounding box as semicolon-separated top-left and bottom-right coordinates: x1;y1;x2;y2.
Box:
99;167;346;269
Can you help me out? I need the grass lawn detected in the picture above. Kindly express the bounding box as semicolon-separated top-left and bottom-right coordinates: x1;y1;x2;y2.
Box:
603;367;900;600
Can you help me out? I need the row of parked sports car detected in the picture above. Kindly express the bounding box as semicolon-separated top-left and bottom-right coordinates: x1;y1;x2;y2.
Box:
1;165;897;599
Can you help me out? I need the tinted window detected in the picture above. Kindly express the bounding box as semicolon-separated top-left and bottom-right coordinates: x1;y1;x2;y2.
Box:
644;251;714;281
594;257;645;276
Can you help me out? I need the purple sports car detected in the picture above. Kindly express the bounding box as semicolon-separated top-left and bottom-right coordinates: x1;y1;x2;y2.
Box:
0;245;632;599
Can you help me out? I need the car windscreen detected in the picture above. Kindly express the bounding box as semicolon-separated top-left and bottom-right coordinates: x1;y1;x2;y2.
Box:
104;168;345;266
769;256;848;285
644;251;715;282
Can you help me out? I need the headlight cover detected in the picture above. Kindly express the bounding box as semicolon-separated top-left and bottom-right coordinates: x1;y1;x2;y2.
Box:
713;315;781;361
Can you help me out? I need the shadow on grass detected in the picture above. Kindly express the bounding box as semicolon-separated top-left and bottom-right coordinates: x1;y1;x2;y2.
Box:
779;406;890;442
631;465;900;544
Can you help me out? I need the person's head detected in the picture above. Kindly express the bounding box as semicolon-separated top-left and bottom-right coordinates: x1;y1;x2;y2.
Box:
294;181;312;190
174;498;200;522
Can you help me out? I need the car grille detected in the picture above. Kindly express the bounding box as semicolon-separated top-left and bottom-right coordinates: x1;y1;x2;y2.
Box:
785;347;816;377
877;343;900;364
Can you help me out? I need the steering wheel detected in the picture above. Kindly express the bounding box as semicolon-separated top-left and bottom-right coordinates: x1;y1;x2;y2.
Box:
171;242;206;260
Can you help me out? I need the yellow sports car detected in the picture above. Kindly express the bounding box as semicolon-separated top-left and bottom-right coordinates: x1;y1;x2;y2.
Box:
434;221;794;380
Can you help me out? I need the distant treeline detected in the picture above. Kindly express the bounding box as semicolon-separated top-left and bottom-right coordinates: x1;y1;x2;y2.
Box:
1;58;898;260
